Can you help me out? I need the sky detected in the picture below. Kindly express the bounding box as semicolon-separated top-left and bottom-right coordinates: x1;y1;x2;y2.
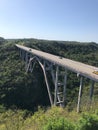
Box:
0;0;98;42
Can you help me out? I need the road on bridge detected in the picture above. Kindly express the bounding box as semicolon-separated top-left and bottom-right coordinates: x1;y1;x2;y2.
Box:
16;44;98;82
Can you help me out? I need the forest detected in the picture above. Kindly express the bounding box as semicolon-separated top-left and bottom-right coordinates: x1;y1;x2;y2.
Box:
0;37;98;130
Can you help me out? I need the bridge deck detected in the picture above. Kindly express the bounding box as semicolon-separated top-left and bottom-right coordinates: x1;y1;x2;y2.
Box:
16;44;98;82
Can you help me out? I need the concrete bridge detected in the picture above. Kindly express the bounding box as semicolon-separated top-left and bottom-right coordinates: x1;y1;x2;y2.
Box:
16;44;98;112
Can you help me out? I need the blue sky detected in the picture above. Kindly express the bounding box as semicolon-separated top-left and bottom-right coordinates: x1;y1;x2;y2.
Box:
0;0;98;42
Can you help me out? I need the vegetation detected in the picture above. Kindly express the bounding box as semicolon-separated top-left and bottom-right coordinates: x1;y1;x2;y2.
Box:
0;106;98;130
0;37;98;129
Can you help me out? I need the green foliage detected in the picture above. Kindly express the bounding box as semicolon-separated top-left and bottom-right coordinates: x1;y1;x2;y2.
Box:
0;105;6;113
77;113;98;130
43;117;74;130
0;109;31;130
0;107;98;130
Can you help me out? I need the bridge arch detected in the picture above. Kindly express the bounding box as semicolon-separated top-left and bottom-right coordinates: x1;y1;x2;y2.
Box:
26;56;53;105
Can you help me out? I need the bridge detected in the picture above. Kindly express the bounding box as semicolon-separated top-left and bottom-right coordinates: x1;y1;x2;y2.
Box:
16;44;98;112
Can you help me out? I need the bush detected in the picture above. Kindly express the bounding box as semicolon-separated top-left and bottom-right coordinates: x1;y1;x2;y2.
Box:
43;117;75;130
77;113;98;130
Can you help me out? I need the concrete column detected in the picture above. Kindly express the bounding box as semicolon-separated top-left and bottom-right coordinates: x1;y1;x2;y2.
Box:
63;69;67;107
51;67;55;85
25;52;29;70
54;66;59;106
89;80;95;104
77;76;83;113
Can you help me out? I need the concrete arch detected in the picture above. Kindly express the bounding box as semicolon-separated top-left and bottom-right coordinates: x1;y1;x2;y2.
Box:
26;56;53;105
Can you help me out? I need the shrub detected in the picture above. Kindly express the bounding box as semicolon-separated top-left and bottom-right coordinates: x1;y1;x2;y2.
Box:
77;113;98;130
43;117;75;130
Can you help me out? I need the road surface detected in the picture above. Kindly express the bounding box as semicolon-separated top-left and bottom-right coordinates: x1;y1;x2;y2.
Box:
16;44;98;82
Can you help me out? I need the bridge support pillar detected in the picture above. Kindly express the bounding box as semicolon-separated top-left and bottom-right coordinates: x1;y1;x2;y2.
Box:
63;69;67;107
54;66;59;106
54;66;67;107
89;80;95;105
77;76;83;113
25;52;29;70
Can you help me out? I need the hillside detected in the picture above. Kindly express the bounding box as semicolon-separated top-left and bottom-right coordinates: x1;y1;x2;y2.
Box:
0;37;98;130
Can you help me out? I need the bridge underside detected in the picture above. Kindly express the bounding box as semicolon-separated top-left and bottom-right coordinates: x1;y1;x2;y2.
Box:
17;47;95;112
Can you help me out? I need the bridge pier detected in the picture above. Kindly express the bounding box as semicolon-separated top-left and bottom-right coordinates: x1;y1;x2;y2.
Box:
89;80;95;105
63;69;67;107
54;66;59;106
77;76;83;113
54;66;67;107
25;52;29;69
